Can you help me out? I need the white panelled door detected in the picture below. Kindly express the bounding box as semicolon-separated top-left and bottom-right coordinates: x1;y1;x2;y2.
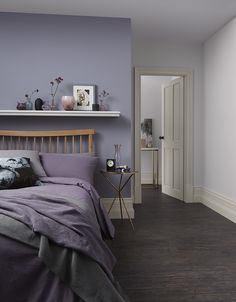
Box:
161;78;184;200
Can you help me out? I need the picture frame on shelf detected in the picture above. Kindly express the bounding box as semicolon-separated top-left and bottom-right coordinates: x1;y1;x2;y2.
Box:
73;85;96;111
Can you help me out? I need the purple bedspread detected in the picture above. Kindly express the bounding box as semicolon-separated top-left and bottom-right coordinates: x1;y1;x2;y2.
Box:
0;177;115;278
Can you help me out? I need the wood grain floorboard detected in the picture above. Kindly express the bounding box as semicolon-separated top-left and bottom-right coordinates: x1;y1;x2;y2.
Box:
108;187;236;302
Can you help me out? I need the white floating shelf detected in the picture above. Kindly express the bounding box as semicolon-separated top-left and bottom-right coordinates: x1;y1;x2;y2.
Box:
0;110;120;117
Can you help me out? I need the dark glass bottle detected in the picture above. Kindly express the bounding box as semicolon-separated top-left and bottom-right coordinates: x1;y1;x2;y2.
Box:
35;98;44;110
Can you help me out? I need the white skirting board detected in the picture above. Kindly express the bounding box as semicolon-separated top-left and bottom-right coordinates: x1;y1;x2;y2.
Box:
194;187;236;224
101;198;135;219
103;187;236;222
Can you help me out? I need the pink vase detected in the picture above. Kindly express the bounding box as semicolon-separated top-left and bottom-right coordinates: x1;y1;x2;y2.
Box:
61;96;75;111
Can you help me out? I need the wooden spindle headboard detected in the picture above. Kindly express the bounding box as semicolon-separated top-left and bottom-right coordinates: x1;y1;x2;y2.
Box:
0;129;95;154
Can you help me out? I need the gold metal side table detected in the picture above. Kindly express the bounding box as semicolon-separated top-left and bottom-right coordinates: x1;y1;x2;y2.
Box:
100;170;136;230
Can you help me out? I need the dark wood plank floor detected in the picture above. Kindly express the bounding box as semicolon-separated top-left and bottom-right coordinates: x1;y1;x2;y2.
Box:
108;187;236;302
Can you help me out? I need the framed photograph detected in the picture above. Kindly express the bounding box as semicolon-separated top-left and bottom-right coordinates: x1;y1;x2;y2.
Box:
73;85;95;111
141;118;153;148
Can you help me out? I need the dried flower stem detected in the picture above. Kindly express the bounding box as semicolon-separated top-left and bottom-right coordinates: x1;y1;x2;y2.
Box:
25;89;39;100
50;77;63;98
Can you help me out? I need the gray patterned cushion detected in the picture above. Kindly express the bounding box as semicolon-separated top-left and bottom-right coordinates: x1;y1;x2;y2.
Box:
0;157;38;189
0;150;46;177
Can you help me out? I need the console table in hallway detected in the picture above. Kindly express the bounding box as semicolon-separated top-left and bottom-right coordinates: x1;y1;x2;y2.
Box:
141;147;159;188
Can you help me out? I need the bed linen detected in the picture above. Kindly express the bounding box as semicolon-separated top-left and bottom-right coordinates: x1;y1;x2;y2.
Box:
0;177;128;302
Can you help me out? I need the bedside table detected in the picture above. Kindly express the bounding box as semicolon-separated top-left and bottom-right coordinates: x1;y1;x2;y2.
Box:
100;170;137;230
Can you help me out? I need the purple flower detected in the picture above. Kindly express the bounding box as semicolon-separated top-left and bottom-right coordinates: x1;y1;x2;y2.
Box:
98;90;109;98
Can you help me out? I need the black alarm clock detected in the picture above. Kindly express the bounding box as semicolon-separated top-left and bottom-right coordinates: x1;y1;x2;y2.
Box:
106;159;116;171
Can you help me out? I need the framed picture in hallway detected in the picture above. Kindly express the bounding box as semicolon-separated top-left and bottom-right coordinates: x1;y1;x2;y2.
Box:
141;118;153;148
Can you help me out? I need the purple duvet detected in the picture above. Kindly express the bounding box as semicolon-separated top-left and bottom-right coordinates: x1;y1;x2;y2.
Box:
0;177;128;302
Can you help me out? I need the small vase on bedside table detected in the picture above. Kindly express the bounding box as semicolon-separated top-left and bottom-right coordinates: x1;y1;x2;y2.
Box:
114;144;121;168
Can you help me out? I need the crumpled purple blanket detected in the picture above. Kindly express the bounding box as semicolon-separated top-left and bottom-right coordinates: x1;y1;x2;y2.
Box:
0;177;115;278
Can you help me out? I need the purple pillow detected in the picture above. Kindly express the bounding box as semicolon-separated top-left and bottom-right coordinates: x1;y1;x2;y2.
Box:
39;153;98;184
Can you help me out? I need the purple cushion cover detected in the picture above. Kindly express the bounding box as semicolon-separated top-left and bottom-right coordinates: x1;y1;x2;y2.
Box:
39;153;98;184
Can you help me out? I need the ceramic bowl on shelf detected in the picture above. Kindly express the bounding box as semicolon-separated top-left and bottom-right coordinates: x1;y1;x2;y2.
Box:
61;96;75;111
16;102;26;110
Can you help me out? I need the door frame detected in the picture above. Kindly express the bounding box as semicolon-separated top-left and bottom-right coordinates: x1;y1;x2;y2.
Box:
134;67;193;203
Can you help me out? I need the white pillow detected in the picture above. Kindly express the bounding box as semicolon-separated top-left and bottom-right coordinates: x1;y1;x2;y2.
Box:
0;150;46;177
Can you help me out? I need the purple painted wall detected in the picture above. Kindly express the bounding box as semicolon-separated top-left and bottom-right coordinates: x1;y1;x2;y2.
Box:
0;13;132;197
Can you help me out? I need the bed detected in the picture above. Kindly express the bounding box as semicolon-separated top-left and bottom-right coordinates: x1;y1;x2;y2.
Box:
0;129;128;302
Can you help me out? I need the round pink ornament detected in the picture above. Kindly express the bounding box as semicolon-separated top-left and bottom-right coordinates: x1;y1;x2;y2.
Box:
61;96;75;111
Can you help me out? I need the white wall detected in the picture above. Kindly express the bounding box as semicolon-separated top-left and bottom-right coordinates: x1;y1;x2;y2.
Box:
204;17;236;200
133;40;204;187
140;75;172;184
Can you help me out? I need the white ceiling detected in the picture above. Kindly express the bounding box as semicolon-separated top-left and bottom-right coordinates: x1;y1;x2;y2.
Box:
1;0;236;44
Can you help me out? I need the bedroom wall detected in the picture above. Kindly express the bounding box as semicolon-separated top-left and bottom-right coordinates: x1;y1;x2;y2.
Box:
133;40;204;189
0;13;132;198
203;17;236;201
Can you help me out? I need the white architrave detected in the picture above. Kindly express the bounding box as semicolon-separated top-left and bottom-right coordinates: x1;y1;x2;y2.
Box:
134;67;193;204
